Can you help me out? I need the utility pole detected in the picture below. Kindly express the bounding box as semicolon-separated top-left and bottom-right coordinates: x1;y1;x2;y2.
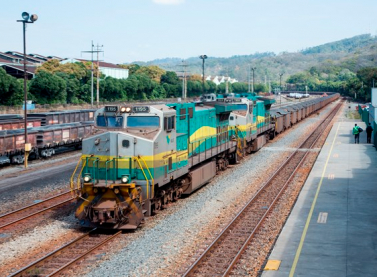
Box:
96;44;104;108
181;60;189;99
248;64;251;93
82;41;102;108
279;73;284;105
251;67;256;93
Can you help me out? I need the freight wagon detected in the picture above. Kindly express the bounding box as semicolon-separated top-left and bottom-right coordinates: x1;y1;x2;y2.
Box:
0;109;95;131
0;122;93;165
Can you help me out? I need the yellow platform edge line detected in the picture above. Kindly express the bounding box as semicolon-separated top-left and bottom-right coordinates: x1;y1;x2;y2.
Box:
289;122;341;277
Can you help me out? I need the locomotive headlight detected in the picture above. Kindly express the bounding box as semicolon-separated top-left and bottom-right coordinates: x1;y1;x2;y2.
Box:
114;188;120;194
83;174;92;183
121;175;129;184
120;106;127;113
125;107;131;113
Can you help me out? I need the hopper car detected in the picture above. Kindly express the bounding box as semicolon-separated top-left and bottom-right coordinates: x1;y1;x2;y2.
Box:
71;93;339;230
0;109;95;165
0;122;93;165
0;109;95;131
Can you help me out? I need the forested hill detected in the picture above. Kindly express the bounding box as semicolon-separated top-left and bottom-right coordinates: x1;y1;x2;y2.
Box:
134;34;377;83
302;34;377;54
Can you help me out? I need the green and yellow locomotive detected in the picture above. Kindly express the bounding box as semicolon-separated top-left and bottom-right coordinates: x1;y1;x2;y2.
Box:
71;97;274;229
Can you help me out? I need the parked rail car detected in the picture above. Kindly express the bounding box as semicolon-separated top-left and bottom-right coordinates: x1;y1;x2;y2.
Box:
0;118;41;131
71;93;339;230
28;109;96;126
0;109;96;131
0;122;93;165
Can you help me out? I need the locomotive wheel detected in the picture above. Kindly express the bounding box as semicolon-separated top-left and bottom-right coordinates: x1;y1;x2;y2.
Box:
155;199;162;211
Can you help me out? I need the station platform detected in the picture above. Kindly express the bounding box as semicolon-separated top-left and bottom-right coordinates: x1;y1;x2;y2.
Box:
262;113;377;276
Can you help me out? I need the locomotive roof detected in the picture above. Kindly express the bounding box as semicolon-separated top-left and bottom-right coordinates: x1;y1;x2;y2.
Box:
203;101;245;114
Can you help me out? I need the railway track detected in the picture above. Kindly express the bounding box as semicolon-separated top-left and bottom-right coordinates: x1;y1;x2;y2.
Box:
0;190;75;231
183;102;342;277
10;229;121;277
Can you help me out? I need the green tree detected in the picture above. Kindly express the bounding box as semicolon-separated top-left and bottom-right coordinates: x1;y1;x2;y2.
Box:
0;68;23;105
102;77;124;101
29;70;67;104
161;71;180;85
135;65;165;82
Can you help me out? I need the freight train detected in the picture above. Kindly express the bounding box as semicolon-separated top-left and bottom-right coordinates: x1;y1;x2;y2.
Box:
71;93;339;230
0;110;95;165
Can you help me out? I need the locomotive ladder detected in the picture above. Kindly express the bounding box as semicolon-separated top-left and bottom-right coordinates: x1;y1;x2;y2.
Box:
234;126;246;158
135;155;154;199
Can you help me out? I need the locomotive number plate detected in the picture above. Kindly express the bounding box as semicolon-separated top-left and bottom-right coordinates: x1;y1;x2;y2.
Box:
133;106;150;113
105;106;118;112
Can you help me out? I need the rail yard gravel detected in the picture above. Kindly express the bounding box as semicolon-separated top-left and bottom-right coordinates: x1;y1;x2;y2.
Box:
0;214;82;275
65;102;339;277
0;152;80;215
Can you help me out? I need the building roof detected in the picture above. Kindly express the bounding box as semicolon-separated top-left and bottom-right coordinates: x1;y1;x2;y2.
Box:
6;51;45;63
0;51;23;61
0;57;11;64
29;53;49;61
64;58;123;69
47;55;63;60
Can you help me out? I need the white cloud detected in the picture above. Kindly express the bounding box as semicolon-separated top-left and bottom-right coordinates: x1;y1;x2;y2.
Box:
153;0;185;5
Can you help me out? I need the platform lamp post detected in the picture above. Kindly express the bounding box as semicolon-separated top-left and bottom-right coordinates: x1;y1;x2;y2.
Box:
200;55;207;95
279;73;283;105
17;12;38;169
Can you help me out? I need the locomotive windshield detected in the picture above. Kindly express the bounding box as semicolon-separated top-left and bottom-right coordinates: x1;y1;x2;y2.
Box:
97;115;124;128
127;116;160;128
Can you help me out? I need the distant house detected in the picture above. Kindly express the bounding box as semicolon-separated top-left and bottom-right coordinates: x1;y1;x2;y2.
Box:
0;52;37;79
61;58;129;79
206;75;238;85
6;51;44;64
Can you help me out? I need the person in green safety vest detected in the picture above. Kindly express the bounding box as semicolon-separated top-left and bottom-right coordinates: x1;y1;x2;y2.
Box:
353;124;360;144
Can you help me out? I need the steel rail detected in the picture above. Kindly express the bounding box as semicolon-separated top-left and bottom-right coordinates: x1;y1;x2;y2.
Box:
183;102;342;277
222;102;342;275
9;229;122;277
0;190;75;230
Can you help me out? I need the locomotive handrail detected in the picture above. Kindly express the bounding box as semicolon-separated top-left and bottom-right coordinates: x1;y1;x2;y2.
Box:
135;156;150;199
105;159;113;185
89;158;99;185
70;157;88;196
139;156;155;198
70;158;83;195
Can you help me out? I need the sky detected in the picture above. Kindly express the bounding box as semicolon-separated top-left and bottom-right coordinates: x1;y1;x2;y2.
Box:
2;0;377;64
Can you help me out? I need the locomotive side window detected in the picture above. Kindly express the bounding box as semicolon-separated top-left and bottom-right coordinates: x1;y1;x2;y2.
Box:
188;108;193;118
180;108;186;120
122;140;130;148
164;116;175;131
249;104;253;114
